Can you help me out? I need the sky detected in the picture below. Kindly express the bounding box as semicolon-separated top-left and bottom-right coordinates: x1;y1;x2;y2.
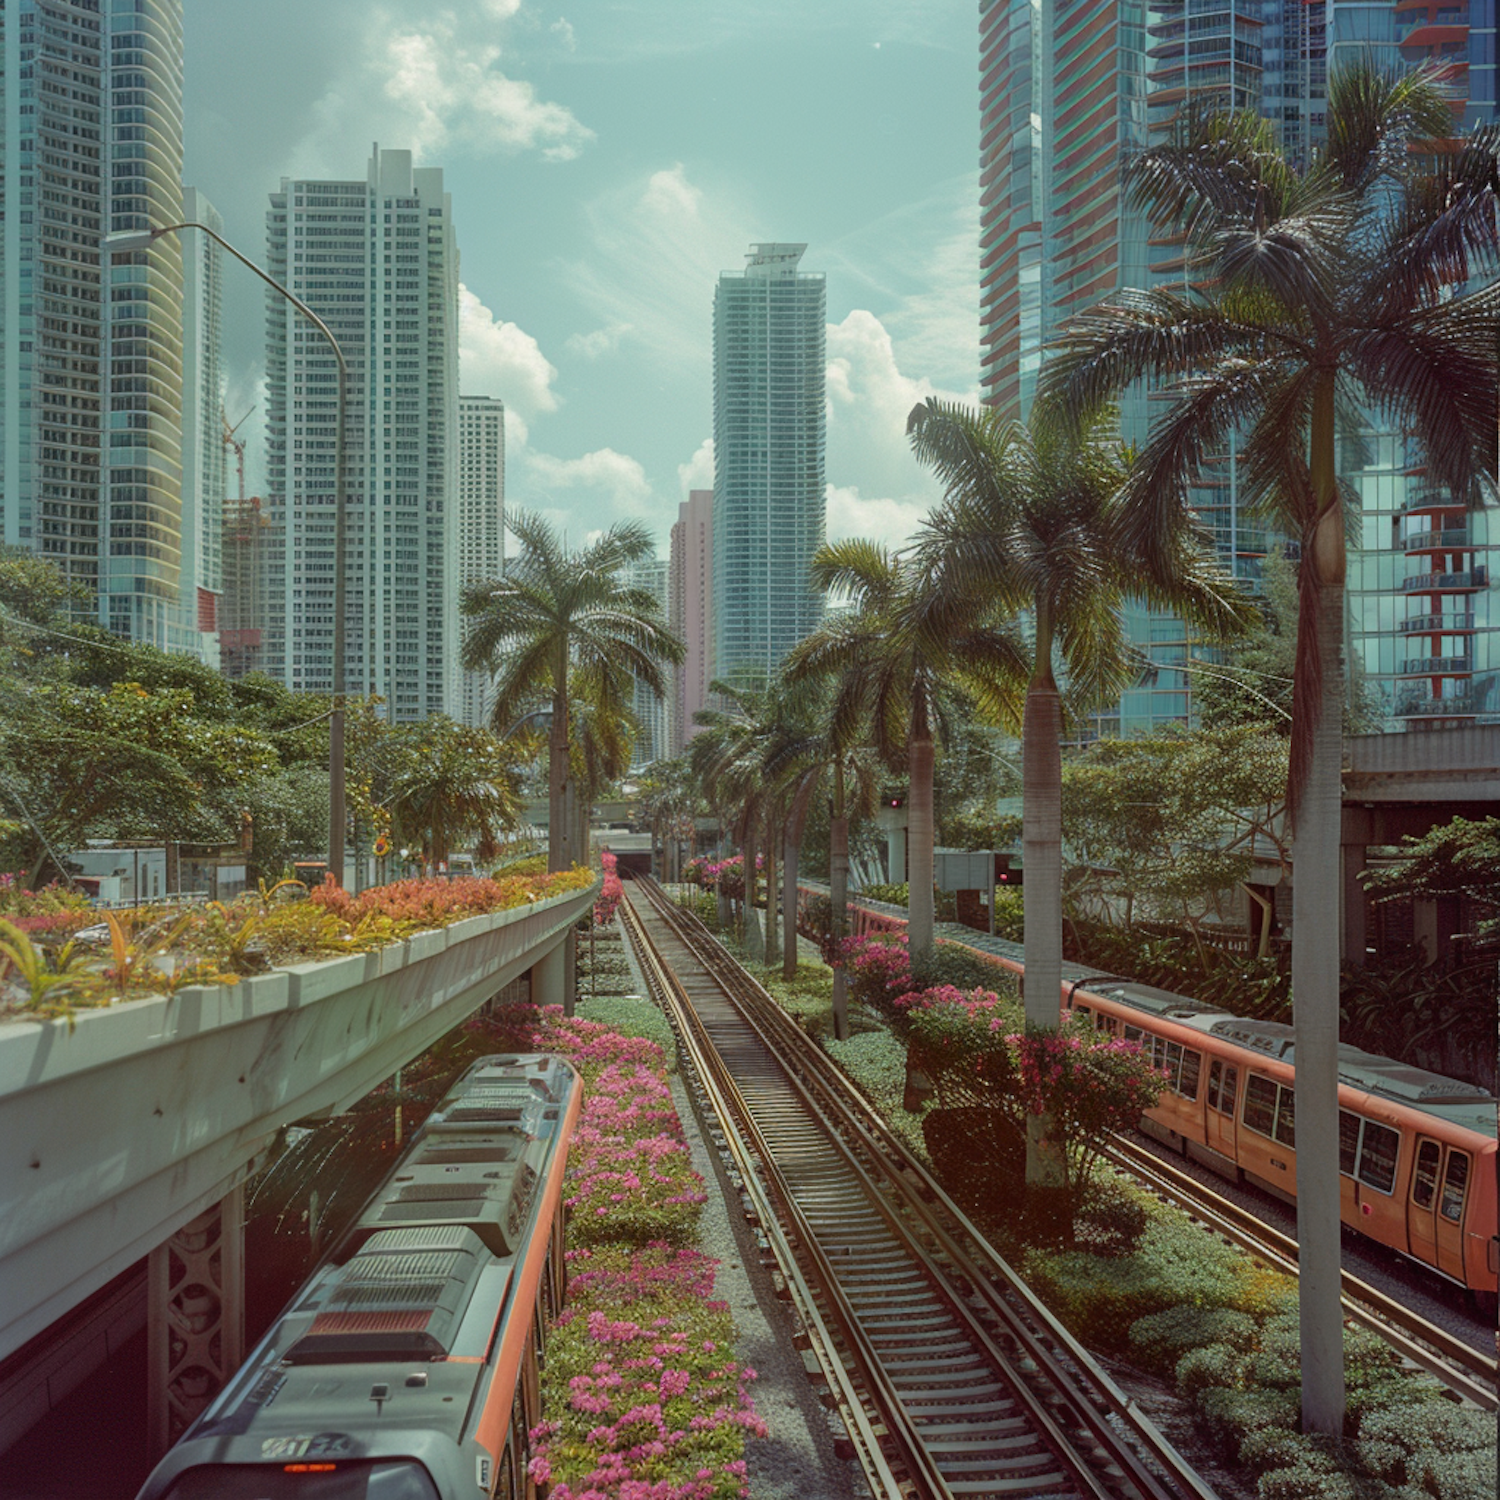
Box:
182;0;982;557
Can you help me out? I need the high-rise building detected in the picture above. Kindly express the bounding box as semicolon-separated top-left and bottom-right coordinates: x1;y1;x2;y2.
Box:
711;244;825;685
176;186;225;668
980;0;1497;732
2;0;197;652
457;395;505;729
625;554;670;768
668;488;713;754
263;148;460;721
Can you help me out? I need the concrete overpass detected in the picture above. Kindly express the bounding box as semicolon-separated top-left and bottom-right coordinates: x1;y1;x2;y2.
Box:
0;879;595;1453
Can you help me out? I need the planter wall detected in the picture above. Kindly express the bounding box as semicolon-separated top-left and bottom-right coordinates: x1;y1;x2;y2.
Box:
0;881;598;1364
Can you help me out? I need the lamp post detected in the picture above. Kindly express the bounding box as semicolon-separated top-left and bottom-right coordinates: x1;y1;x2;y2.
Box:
104;222;349;884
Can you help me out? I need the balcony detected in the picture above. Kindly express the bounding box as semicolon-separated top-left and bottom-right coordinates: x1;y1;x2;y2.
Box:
1398;488;1459;516
1400;567;1488;593
1394;692;1476;717
1398;612;1476;634
1399;655;1472;676
1399;526;1469;552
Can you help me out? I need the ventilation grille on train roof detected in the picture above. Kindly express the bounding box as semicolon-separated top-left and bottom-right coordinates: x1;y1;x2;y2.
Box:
285;1226;489;1364
1208;1018;1296;1058
1339;1060;1495;1106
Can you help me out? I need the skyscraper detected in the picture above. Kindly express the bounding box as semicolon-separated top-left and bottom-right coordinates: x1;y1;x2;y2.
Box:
2;0;197;652
458;395;505;729
177;186;225;668
263;148;460;721
625;554;670;768
711;244;826;685
668;488;713;754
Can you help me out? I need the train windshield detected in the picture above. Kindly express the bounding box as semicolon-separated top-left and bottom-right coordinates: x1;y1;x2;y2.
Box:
162;1461;440;1500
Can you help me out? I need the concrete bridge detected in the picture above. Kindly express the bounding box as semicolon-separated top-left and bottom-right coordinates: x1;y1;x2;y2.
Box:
0;879;595;1454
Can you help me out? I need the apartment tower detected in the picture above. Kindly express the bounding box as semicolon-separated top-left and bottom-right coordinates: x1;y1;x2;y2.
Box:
625;553;670;768
1;0;212;657
668;487;713;753
263;148;460;721
711;244;825;685
457;394;505;729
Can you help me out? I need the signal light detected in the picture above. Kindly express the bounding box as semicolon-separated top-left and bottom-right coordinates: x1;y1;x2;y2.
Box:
887;796;905;809
284;1464;339;1474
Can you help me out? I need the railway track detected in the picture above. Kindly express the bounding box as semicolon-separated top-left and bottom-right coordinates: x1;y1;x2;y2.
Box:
619;877;1220;1500
1102;1137;1499;1410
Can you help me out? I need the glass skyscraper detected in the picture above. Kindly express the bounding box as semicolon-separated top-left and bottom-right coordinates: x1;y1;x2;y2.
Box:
457;394;505;729
711;243;826;685
1;0;213;658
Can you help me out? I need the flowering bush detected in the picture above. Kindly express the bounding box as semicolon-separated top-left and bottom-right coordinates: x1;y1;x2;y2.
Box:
0;876;96;940
838;932;912;1015
529;1244;765;1500
906;996;1165;1199
596;851;624;927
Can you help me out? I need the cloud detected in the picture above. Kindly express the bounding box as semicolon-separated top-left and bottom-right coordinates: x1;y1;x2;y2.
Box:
459;285;558;444
565;322;632;360
287;3;592;176
565;164;747;367
550;17;577;50
825;484;932;549
677;437;714;496
523;447;656;525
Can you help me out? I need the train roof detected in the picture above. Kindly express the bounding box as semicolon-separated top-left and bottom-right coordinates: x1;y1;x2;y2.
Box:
1079;985;1496;1139
137;1054;578;1499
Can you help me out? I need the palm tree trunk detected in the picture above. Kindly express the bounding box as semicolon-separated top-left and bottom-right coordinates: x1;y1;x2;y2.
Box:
830;805;850;1040
764;801;781;971
742;821;762;960
548;673;570;874
907;700;936;960
1293;398;1348;1436
1022;678;1067;1190
783;776;816;984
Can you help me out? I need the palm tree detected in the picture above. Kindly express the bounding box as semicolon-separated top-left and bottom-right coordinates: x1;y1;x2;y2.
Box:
1038;65;1498;1435
388;717;522;870
787;541;1025;962
462;513;683;873
910;400;1252;1191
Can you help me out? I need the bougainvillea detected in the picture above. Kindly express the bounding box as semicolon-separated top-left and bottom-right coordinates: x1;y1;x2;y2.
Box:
837;931;912;1014
530;1244;765;1500
596;850;625;927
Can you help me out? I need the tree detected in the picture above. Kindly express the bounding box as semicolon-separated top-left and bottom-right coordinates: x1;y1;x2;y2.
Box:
1363;816;1500;941
910;402;1251;1193
1039;65;1499;1433
787;540;1024;962
461;513;683;873
388;717;522;870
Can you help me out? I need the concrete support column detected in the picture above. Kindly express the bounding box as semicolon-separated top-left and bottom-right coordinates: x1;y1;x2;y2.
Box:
887;828;906;886
529;935;568;1011
1341;839;1369;968
563;926;578;1018
147;1184;244;1461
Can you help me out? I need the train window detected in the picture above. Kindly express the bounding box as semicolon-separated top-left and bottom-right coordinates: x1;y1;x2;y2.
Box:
163;1462;441;1500
1243;1074;1278;1138
1356;1121;1398;1195
1273;1086;1295;1148
1412;1139;1441;1209
1339;1111;1360;1175
1179;1049;1201;1101
1221;1065;1237;1115
1439;1151;1470;1223
1207;1060;1222;1111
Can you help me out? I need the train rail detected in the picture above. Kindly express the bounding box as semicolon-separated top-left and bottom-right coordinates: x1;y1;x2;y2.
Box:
620;876;1220;1500
1102;1137;1499;1410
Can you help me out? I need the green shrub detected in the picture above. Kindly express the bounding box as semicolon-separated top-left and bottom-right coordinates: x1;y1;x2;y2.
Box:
576;996;678;1069
1072;1175;1151;1258
1129;1305;1258;1375
911;940;1016;996
1257;1451;1357;1500
1195;1386;1300;1455
1356;1401;1499;1500
1176;1343;1247;1401
825;1028;930;1160
1238;1427;1322;1473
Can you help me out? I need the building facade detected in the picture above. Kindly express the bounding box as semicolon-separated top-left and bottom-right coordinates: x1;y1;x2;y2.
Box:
262;148;460;721
625;554;670;768
0;0;208;658
457;394;505;729
711;244;825;685
981;0;1498;734
668;487;713;754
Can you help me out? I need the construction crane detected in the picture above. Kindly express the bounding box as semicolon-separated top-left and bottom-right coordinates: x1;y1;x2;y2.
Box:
220;407;269;677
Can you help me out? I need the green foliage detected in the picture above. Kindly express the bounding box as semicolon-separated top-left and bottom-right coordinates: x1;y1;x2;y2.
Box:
941;805;1023;854
910;941;1015;995
1364;815;1500;940
1176;1343;1248;1401
1128;1304;1259;1375
824;1026;931;1160
576;996;678;1069
860;882;958;921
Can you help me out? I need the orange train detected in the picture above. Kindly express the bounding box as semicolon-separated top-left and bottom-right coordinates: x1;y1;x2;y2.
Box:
135;1053;582;1500
832;894;1498;1309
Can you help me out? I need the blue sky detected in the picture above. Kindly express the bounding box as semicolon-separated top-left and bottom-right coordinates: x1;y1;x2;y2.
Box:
183;0;981;554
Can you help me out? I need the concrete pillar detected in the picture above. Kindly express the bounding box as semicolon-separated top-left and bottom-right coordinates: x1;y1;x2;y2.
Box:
148;1185;244;1461
563;926;578;1018
887;828;907;885
529;936;568;1010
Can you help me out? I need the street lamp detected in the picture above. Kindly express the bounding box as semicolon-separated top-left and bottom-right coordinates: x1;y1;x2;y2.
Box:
103;221;349;884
